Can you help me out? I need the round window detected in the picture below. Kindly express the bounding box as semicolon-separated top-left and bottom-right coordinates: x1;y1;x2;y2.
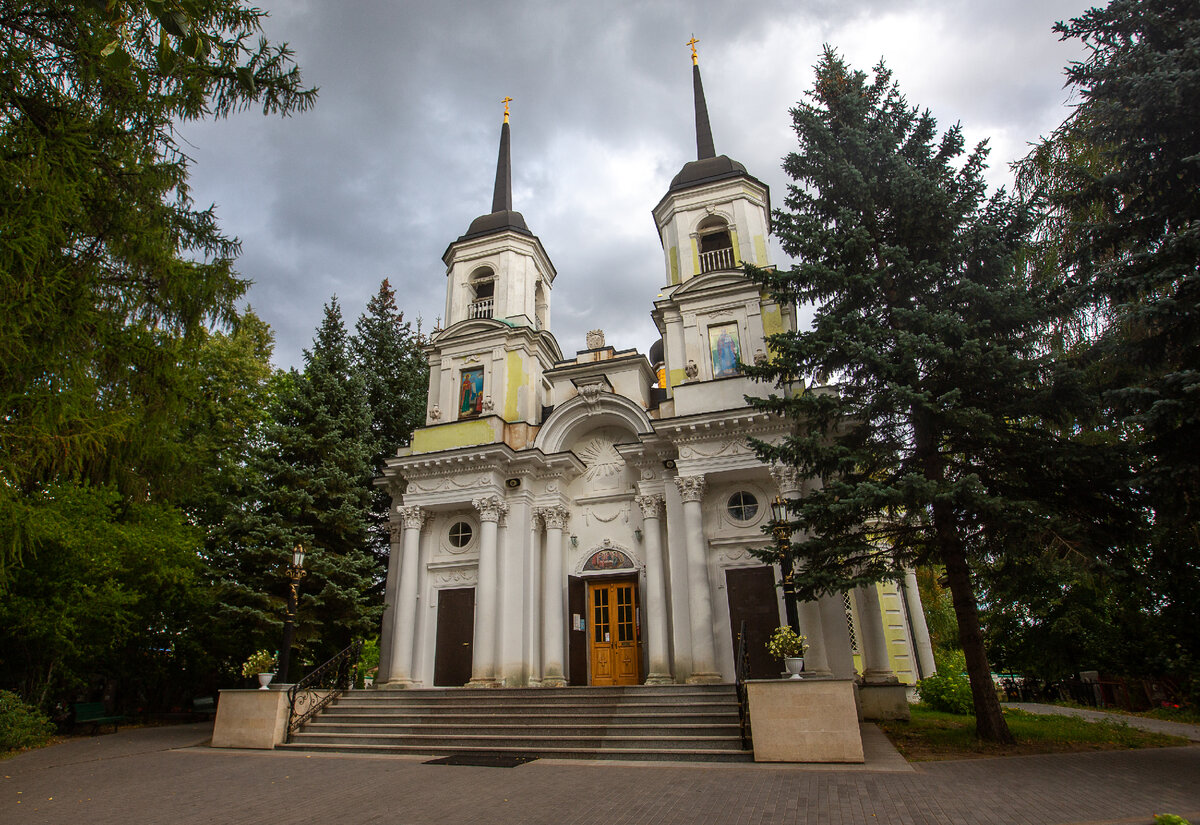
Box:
448;521;473;548
726;491;759;522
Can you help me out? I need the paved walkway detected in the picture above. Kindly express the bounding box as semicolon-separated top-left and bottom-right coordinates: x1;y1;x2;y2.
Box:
4;722;1199;824
1005;702;1200;742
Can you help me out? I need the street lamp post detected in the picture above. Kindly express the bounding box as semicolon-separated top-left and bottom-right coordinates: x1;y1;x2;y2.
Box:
770;497;801;633
277;544;307;685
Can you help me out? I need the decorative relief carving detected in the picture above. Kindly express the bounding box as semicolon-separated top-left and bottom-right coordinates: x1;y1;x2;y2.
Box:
754;348;768;365
587;503;624;524
387;523;405;543
398;505;427;531
687;438;747;458
429;405;441;421
576;432;625;486
472;495;508;523
434;569;477;586
770;463;802;496
482;396;495;412
674;475;707;503
718;547;753;564
586;329;605;349
577;382;605;404
635;494;664;520
537;505;570;530
684;360;699;380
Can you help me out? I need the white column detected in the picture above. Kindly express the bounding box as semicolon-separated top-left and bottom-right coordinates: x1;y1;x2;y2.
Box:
539;505;569;687
769;462;831;678
820;593;857;679
636;494;673;684
854;583;898;683
798;599;832;677
903;568;937;678
386;505;426;685
469;495;506;687
674;475;720;683
377;520;404;684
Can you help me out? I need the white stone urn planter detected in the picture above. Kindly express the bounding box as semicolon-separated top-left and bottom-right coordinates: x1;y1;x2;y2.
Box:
783;657;805;679
257;672;275;690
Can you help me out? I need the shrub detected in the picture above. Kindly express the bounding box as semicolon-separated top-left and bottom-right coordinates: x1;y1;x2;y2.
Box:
917;671;974;715
0;691;55;753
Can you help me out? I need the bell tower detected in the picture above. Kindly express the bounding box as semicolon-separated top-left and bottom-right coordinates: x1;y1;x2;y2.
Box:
649;40;793;412
412;100;562;452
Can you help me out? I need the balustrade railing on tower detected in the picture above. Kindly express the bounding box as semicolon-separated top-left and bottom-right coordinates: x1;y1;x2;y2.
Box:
698;246;735;273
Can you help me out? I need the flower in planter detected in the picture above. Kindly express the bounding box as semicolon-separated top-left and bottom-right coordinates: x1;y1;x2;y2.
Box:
766;626;808;660
241;650;278;678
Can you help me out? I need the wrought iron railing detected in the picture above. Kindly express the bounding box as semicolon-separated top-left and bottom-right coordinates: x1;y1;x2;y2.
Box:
286;639;363;739
735;619;752;749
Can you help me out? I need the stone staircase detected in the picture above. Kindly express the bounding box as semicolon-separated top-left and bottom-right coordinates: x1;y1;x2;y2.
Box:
278;683;752;762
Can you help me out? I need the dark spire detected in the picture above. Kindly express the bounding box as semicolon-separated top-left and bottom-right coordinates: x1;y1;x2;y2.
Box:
689;37;716;160
491;98;513;212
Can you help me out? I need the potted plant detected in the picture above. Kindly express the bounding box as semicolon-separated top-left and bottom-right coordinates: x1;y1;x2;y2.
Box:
241;650;278;690
766;627;808;679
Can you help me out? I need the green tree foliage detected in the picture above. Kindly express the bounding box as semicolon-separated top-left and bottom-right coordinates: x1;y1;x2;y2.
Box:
0;690;55;752
214;300;381;671
0;484;207;709
746;49;1120;742
352;279;429;560
0;0;315;575
1017;0;1200;681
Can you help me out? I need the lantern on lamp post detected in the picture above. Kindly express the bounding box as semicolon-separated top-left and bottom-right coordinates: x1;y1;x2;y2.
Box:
277;544;307;684
770;497;801;633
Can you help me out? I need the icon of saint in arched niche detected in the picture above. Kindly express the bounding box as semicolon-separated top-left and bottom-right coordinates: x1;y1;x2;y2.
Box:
459;368;484;416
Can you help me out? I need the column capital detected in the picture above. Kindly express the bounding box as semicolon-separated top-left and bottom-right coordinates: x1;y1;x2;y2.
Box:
387;522;405;543
472;495;508;523
634;494;664;519
536;504;570;530
769;462;803;496
397;505;427;531
673;474;707;503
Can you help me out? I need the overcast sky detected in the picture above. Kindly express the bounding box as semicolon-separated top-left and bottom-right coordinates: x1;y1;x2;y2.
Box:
178;0;1094;370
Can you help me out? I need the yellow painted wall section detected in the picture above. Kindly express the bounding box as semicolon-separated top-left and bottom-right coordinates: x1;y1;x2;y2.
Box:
754;234;768;266
729;228;742;266
669;247;680;285
504;350;523;421
880;581;917;684
690;237;700;280
410;418;496;454
669;368;688;388
761;302;783;337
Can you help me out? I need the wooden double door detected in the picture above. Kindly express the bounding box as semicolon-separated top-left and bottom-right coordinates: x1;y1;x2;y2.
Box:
587;578;641;685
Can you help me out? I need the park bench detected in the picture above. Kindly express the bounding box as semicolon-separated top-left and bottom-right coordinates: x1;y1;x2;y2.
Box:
72;702;126;735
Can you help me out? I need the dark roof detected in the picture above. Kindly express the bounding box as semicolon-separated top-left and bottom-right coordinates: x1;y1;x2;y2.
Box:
460;209;531;241
668;154;749;192
457;118;534;242
649;337;664;365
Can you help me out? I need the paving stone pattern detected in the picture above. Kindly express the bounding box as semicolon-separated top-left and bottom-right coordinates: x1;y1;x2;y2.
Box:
3;722;1199;825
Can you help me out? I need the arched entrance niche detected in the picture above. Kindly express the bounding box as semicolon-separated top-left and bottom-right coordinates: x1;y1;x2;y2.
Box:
574;541;644;686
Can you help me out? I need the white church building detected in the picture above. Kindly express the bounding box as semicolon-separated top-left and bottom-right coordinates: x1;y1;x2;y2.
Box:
375;49;936;692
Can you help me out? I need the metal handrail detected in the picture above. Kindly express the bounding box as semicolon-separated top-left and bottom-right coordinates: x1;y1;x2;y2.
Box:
735;620;752;749
286;639;363;739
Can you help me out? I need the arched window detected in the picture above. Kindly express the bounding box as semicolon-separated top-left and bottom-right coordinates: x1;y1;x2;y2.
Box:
469;267;495;319
697;217;735;274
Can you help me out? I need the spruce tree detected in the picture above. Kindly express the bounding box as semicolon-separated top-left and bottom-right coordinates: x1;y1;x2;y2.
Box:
1019;0;1200;677
747;50;1116;743
351;279;429;561
217;300;380;670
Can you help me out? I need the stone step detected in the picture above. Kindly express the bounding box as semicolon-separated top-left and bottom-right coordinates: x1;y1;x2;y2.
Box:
304;721;743;737
288;731;744;751
317;711;739;726
362;684;734;698
329;700;739;715
276;741;755;762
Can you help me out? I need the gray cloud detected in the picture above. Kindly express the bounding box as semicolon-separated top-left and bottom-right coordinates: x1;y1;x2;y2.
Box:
178;0;1094;368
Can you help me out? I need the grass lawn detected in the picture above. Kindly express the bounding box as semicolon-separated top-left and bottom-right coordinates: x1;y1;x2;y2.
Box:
878;706;1190;761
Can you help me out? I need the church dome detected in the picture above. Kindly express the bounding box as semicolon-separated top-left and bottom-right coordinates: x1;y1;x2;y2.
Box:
649;337;664;365
461;209;531;240
668;154;748;193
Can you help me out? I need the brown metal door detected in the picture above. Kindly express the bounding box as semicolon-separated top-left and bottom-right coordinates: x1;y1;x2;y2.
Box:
433;587;474;686
725;566;781;680
588;579;640;685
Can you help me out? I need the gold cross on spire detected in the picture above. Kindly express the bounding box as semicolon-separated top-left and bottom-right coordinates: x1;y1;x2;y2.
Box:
502;95;513;123
687;34;699;65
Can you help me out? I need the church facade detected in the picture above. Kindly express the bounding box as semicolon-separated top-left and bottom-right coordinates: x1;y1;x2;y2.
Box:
376;51;936;690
